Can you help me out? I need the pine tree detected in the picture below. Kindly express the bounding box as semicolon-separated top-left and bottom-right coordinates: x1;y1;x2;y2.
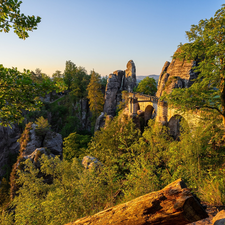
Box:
87;71;104;121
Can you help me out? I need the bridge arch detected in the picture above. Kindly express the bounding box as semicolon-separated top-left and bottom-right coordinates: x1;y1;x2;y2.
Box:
144;105;155;125
167;114;189;140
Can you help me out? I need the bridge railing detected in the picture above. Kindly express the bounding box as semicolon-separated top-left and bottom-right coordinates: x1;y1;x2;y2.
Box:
123;92;159;103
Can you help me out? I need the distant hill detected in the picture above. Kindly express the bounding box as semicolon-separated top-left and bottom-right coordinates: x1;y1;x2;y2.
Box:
136;75;159;83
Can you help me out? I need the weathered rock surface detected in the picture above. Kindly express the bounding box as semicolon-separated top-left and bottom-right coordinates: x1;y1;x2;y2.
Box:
95;61;137;131
94;112;105;131
103;70;125;116
74;98;91;132
24;147;55;162
156;48;199;98
212;210;225;225
124;60;137;92
25;123;62;156
82;156;103;170
103;61;137;117
43;130;63;155
0;125;20;177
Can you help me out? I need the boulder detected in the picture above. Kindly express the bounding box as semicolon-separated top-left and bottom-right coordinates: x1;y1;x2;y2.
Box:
43;130;63;155
25;123;62;156
25;123;42;155
82;156;103;171
94;112;105;132
0;125;20;177
212;210;225;225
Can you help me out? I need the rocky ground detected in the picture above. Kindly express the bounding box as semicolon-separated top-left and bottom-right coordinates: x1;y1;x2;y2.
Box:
188;204;225;225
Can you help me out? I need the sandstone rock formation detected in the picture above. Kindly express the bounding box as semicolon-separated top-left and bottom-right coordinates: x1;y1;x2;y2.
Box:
96;60;137;131
94;112;105;131
124;60;137;92
25;123;63;156
82;156;103;171
0;125;20;178
156;48;199;98
104;60;137;117
74;98;91;132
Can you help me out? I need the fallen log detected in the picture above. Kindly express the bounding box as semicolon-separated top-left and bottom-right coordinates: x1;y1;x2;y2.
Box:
66;178;208;225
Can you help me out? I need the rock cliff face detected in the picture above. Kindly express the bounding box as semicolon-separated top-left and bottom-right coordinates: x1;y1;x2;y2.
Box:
74;98;91;132
103;60;136;117
25;123;63;156
156;49;199;98
124;60;137;92
0;125;20;178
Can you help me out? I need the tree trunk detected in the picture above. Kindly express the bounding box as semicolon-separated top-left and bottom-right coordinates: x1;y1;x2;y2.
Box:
66;178;208;225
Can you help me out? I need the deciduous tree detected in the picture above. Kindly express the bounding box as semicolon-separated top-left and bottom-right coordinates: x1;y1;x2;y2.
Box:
135;77;157;95
0;0;41;39
87;71;104;120
162;4;225;127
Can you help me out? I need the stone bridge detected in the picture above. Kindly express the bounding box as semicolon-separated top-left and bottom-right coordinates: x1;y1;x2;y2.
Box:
125;92;200;137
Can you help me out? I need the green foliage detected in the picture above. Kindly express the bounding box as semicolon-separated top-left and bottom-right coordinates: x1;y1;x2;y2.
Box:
3;155;121;225
87;114;141;179
35;116;51;136
70;67;90;100
87;70;104;122
60;116;80;139
63;60;77;90
100;75;108;88
63;132;91;160
0;65;61;126
122;153;160;202
0;0;41;39
0;178;10;208
162;4;225;126
135;77;157;95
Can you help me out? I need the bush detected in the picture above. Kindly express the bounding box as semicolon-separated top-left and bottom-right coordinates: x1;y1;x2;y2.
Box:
63;132;91;160
35;116;51;136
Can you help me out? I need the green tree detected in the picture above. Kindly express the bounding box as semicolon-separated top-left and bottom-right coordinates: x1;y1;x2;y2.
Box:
52;70;63;79
0;65;55;126
0;0;41;39
35;116;51;136
162;4;225;127
70;66;90;100
135;77;157;95
87;70;104;120
63;132;90;160
63;61;77;90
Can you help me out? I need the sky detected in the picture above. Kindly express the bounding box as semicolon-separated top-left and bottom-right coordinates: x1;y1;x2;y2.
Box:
0;0;224;77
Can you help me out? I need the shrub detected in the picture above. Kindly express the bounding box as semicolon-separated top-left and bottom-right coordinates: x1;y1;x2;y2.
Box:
35;116;51;136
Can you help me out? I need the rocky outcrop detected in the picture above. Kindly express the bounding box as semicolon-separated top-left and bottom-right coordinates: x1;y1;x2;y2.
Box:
10;122;63;199
94;112;105;131
74;98;91;132
24;123;62;156
124;60;137;92
95;60;137;131
156;48;199;98
82;156;103;171
103;70;125;116
0;125;20;178
212;210;225;225
103;61;137;117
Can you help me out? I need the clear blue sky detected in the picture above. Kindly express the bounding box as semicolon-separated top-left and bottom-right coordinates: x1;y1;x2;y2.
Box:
0;0;224;77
